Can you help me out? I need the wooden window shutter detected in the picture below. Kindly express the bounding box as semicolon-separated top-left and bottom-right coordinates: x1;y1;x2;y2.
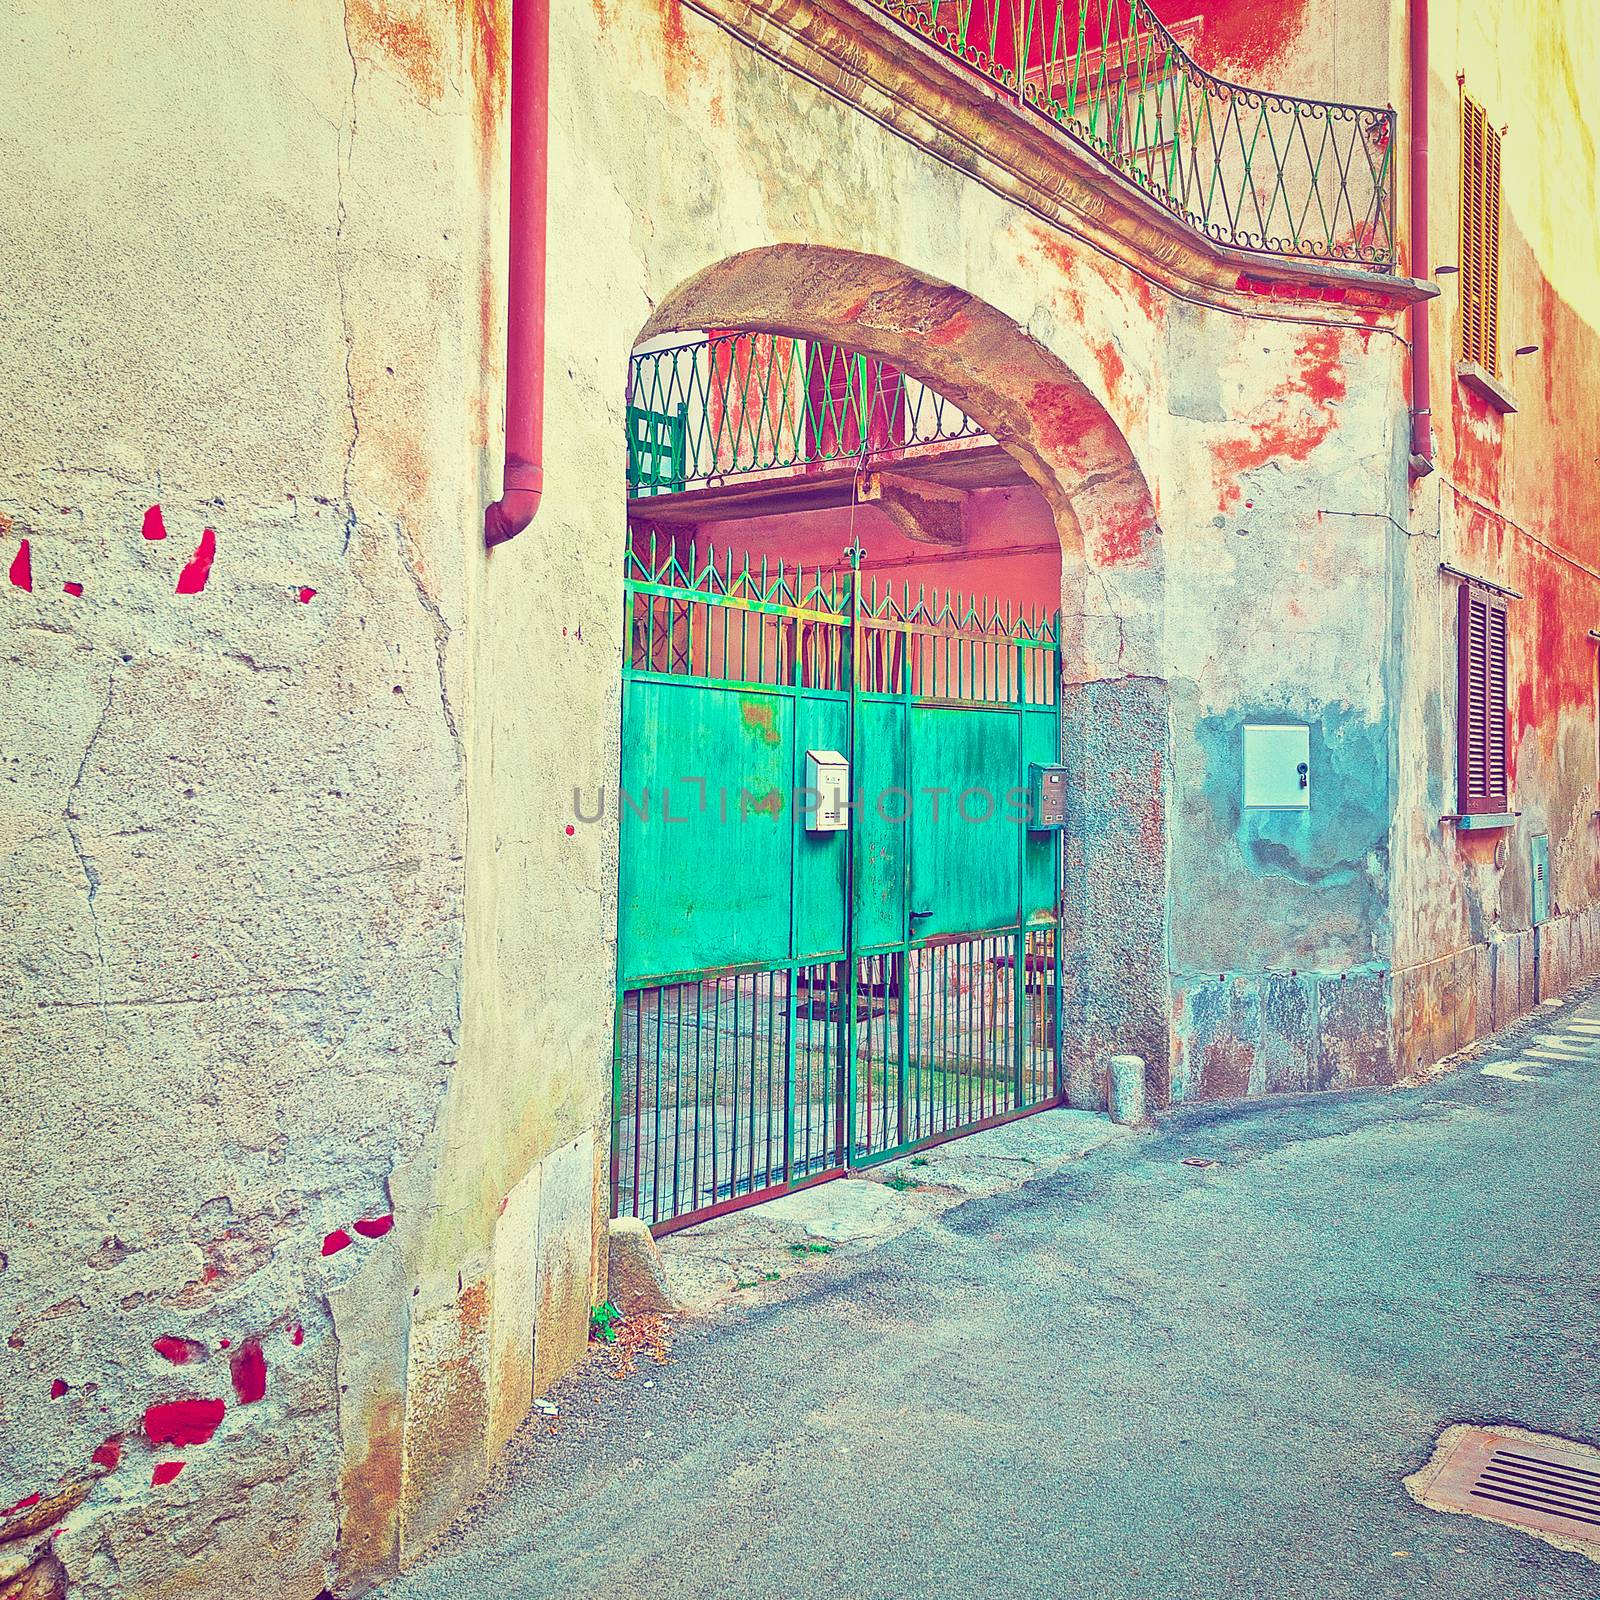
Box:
1459;94;1502;374
1458;582;1510;813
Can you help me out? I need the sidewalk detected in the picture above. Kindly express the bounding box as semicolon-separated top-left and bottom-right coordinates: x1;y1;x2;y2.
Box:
656;1106;1132;1310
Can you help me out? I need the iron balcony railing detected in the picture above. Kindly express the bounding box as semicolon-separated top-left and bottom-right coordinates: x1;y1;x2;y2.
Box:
869;0;1397;269
627;333;986;497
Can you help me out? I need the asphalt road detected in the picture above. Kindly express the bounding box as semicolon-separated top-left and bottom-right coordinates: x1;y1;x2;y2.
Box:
378;991;1600;1600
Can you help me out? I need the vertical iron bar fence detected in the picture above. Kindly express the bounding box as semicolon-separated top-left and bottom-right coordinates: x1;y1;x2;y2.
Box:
614;533;1066;1230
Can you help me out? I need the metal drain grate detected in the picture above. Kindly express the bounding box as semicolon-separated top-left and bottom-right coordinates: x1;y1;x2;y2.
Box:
1414;1427;1600;1550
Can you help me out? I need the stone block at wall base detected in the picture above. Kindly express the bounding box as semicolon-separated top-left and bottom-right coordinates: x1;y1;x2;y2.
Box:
1394;907;1600;1081
1319;970;1391;1088
534;1131;595;1397
606;1218;678;1316
486;1162;542;1462
1171;967;1391;1103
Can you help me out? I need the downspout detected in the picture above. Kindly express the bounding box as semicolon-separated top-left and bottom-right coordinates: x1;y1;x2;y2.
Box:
485;0;549;547
1407;0;1435;477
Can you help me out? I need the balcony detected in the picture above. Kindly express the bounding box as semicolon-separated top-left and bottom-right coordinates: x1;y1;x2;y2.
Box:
626;332;1028;515
865;0;1397;269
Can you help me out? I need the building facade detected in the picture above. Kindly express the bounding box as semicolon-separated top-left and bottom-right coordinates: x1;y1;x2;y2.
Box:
3;0;1598;1595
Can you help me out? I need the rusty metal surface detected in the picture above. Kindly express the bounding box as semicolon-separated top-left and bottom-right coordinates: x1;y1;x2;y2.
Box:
1421;1428;1600;1547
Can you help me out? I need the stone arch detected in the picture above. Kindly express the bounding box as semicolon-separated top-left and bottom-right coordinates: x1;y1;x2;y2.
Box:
634;242;1172;1106
640;243;1164;685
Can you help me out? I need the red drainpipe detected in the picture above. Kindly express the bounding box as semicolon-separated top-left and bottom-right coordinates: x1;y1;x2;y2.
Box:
485;0;549;547
1408;0;1434;476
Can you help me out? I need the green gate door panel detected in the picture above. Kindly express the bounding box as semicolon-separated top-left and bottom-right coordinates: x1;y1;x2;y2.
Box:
619;680;793;982
909;705;1021;939
1022;705;1062;923
794;692;849;960
851;696;909;953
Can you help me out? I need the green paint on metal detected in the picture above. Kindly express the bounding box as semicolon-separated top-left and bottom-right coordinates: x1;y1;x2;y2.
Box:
626;334;984;496
614;537;1065;1227
627;402;687;496
871;0;1396;270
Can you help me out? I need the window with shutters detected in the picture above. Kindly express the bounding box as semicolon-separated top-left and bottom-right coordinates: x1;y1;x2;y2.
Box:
1459;94;1502;375
1457;583;1509;814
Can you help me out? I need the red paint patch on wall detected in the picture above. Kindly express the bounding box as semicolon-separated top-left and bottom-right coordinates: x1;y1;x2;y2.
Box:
1092;338;1126;405
1212;328;1348;510
151;1461;185;1487
657;0;703;96
1449;383;1504;503
297;587;317;603
1297;328;1348;407
230;1339;266;1404
141;505;167;541
49;1380;68;1400
62;581;83;597
321;1229;353;1257
91;1437;123;1472
175;528;216;595
152;1336;205;1365
290;1325;304;1347
1027;380;1091;462
9;538;31;592
1093;494;1153;566
353;1214;394;1239
346;0;446;104
142;1397;225;1447
3;1494;41;1518
926;310;973;349
1508;542;1593;787
1182;0;1310;77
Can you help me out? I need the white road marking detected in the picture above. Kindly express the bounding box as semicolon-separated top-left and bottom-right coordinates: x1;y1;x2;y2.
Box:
1482;1061;1543;1081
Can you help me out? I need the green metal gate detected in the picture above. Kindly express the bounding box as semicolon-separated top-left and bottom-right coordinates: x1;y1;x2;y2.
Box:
612;534;1064;1231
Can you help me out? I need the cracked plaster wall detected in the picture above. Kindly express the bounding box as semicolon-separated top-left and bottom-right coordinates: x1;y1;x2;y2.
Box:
0;3;599;1597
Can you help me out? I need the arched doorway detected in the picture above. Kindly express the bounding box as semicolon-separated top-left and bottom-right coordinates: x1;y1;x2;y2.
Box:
612;249;1163;1231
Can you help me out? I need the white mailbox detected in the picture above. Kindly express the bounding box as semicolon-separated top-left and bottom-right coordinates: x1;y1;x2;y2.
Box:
1242;723;1310;809
805;749;850;832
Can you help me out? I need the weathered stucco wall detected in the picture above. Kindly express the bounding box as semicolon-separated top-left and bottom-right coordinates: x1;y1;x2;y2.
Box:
570;0;1407;1111
1391;0;1600;1072
0;2;610;1596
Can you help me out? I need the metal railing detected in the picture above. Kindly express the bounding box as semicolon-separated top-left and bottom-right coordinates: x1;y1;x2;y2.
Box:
614;534;1064;1229
627;333;986;497
869;0;1397;268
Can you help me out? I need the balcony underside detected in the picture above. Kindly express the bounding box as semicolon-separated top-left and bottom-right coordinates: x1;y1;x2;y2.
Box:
628;440;1030;524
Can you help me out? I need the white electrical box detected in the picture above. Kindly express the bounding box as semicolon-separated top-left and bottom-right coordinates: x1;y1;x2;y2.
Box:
1242;724;1310;809
804;749;850;832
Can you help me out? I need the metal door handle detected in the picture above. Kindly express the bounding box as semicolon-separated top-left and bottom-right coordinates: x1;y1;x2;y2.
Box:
910;909;933;920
